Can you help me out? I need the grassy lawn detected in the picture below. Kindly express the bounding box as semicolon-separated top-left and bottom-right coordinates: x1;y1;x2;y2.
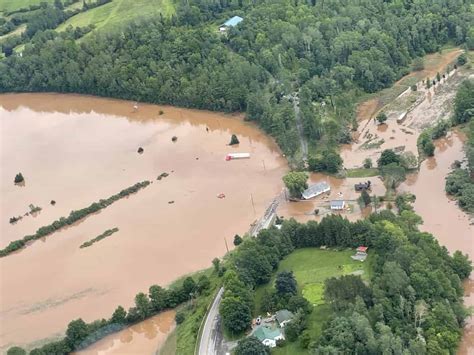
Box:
173;268;222;355
56;0;175;34
0;0;53;14
254;248;372;354
345;168;379;178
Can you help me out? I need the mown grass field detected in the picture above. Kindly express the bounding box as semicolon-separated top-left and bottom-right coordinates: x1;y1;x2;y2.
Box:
255;248;372;354
0;0;53;14
345;167;379;178
56;0;175;34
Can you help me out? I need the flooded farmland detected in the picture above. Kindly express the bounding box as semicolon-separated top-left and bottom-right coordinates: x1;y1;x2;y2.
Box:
0;93;288;351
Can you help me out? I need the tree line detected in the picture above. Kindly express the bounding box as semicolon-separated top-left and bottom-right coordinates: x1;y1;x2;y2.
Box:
0;180;150;257
446;79;474;212
218;207;471;353
8;274;211;354
1;0;472;157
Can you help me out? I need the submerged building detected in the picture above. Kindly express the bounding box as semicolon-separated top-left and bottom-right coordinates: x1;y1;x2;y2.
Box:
302;181;330;199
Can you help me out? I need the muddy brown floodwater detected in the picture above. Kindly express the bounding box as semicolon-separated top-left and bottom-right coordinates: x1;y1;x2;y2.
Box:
400;131;473;355
0;93;288;351
74;310;175;355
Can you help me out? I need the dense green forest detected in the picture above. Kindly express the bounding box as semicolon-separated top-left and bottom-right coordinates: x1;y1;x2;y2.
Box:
1;0;473;156
219;206;472;353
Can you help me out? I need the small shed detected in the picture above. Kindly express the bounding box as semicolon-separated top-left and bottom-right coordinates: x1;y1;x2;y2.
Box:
275;309;294;327
302;182;331;200
219;16;243;32
330;200;345;210
253;326;284;348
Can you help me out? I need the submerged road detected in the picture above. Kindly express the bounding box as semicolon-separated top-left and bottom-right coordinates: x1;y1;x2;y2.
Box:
198;287;224;355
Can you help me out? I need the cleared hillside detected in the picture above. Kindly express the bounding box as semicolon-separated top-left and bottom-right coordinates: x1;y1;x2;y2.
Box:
56;0;175;34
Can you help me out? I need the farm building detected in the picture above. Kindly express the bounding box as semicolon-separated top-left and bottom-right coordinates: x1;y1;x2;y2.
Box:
219;16;243;32
330;200;345;210
252;326;284;348
302;181;330;199
275;309;294;327
351;246;368;262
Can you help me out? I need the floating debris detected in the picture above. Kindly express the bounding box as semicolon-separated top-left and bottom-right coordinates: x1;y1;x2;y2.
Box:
217;193;226;199
137;147;144;154
168;200;175;204
172;136;178;142
50;200;56;205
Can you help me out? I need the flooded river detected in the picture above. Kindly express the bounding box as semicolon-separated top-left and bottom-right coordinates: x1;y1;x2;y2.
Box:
400;132;473;355
75;310;175;355
0;93;287;351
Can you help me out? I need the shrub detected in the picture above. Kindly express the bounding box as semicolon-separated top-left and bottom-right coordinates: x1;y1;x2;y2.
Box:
376;112;388;124
7;347;26;355
377;149;400;167
412;57;424;71
233;234;243;246
431;120;449;139
175;310;186;324
457;53;467;66
230;134;240;145
363;158;373;169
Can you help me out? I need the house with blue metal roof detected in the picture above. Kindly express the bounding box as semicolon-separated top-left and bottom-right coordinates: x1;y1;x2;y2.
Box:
219;16;243;32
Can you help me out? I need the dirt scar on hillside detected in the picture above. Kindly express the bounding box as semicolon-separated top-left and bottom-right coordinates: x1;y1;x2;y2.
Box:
0;93;288;350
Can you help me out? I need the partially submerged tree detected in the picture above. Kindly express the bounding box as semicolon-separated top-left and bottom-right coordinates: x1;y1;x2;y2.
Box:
14;173;24;184
376;112;388;124
283;171;308;198
229;134;240;145
233;234;243;246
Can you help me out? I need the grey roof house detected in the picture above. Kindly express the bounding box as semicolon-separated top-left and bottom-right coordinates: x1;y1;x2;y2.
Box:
302;181;330;200
275;309;294;327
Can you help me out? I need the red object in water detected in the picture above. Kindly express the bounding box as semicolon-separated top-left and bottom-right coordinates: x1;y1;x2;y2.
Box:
225;155;231;161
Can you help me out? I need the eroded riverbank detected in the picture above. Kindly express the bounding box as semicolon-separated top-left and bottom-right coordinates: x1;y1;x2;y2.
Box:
0;93;288;351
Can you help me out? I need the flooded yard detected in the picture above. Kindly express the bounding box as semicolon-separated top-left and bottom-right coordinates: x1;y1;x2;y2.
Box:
0;93;288;351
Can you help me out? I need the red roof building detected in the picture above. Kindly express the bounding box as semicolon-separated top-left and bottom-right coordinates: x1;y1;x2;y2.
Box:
357;246;368;253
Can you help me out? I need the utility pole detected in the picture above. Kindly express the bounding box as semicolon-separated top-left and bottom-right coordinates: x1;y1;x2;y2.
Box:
250;193;256;216
224;237;229;253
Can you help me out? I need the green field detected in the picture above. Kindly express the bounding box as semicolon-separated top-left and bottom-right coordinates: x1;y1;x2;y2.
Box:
56;0;175;34
255;248;372;354
0;0;53;14
345;167;379;178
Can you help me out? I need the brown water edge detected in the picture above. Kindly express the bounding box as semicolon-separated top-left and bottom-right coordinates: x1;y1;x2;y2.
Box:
0;93;288;351
400;131;473;355
74;310;175;355
278;173;386;223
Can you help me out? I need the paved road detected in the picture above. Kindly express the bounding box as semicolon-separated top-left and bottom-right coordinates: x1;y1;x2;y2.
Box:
198;287;224;355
